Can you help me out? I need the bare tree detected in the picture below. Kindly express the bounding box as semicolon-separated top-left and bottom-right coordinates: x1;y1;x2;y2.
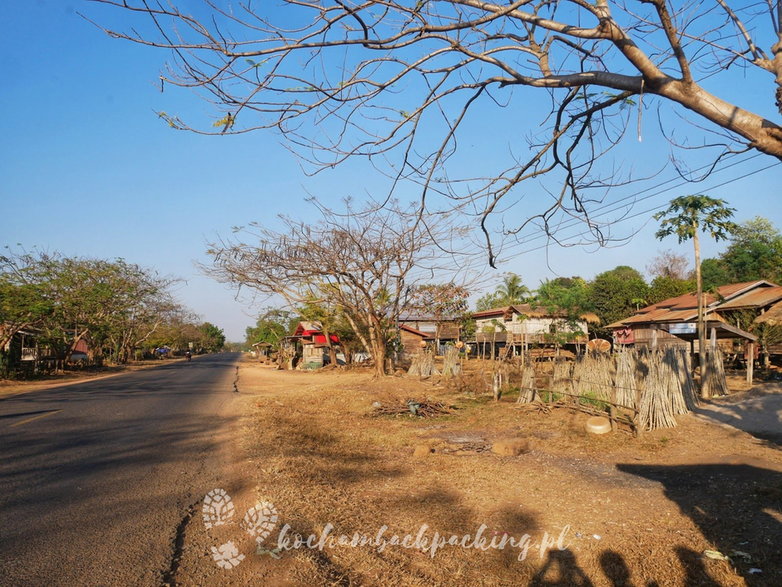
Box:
89;1;782;264
647;250;691;281
206;201;465;376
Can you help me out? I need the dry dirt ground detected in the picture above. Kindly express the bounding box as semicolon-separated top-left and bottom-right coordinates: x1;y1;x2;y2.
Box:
176;358;782;587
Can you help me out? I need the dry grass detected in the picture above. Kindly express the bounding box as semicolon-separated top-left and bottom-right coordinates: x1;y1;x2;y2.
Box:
213;358;782;586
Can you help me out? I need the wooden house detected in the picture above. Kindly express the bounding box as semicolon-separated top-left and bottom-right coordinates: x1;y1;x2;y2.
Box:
288;321;341;369
398;324;429;359
397;312;462;348
471;305;598;357
607;280;782;363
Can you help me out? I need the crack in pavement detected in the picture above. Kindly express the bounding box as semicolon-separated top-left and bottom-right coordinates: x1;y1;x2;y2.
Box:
162;500;200;587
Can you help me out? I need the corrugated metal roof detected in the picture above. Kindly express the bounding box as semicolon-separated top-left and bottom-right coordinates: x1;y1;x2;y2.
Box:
399;324;428;337
472;304;598;322
755;300;782;325
608;280;781;329
717;286;782;309
715;280;775;298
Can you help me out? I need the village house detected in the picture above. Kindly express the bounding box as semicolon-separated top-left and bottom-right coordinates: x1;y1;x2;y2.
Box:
471;304;599;358
397;324;429;361
397;312;462;349
286;321;341;369
607;280;782;368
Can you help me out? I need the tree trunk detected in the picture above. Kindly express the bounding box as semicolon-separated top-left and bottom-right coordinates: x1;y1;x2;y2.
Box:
368;323;387;377
694;228;709;399
320;323;338;365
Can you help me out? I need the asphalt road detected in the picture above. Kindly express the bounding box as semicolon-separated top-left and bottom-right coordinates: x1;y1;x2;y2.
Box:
0;353;243;586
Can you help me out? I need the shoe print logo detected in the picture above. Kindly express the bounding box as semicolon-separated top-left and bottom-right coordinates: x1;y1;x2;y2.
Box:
202;488;278;569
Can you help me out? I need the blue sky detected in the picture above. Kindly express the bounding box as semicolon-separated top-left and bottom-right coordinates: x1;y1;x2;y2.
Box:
2;1;780;341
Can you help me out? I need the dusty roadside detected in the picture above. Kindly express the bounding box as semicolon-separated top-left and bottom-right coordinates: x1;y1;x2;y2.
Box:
176;357;782;586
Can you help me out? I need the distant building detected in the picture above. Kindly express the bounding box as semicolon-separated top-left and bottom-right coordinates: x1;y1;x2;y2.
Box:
607;280;780;357
471;305;599;357
287;321;341;368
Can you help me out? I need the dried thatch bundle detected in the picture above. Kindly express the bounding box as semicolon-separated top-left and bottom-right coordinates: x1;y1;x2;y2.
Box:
517;364;537;404
638;350;678;430
408;350;438;377
491;362;510;400
551;360;573;395
614;350;639;410
441;346;461;377
573;354;614;400
702;347;729;398
665;347;698;411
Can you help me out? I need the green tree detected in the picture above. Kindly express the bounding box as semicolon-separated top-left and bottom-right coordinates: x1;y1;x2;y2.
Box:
654;195;737;397
245;308;296;348
699;258;732;291
475;273;530;311
1;250;180;368
536;277;592;319
720;217;782;283
0;250;55;375
587;266;649;335
198;322;226;353
647;276;695;305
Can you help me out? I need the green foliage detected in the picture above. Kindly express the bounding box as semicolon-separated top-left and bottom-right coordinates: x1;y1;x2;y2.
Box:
700;258;732;290
245;307;296;348
199;322;226;352
0;248;194;369
719;217;782;283
535;276;592;320
647;275;694;305
475;273;530;310
578;391;610;411
653;195;737;244
587;266;648;330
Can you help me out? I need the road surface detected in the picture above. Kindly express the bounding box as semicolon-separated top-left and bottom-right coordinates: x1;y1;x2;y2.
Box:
0;353;243;586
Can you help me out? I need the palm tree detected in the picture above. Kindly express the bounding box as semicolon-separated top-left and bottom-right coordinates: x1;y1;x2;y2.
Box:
654;195;736;397
495;273;530;306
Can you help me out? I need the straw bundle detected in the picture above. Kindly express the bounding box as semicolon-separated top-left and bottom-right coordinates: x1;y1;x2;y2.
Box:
573;354;614;400
551;360;573;395
665;347;698;411
408;350;438;377
702;347;729;398
517;364;537;404
441;346;461;378
638;351;678;430
613;350;639;410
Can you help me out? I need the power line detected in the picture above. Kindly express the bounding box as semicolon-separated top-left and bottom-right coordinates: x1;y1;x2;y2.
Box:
504;152;764;251
510;161;780;256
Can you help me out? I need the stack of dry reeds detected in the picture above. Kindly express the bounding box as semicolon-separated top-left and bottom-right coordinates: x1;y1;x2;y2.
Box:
572;354;614;400
638;350;678;430
665;347;698;411
491;363;510;401
701;347;729;398
614;350;638;410
636;347;701;430
516;364;537;404
441;346;461;378
408;350;438;377
551;360;573;396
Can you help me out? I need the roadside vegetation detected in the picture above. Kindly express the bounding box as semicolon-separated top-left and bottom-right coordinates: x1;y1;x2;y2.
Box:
0;248;225;378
